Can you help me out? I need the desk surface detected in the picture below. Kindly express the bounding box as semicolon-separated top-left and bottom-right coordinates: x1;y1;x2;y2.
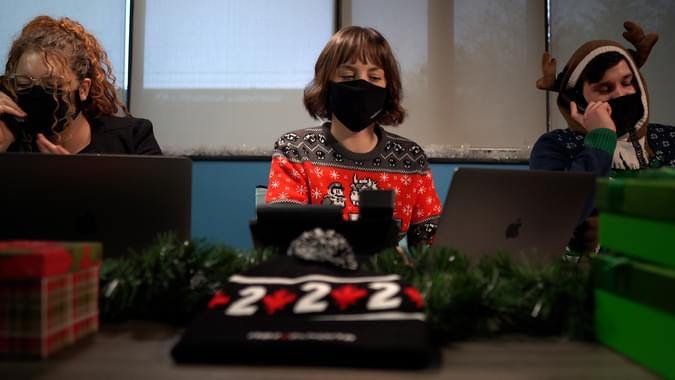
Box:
1;321;658;380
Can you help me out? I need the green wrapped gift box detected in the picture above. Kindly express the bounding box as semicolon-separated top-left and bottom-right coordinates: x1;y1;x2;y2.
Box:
593;254;675;379
597;168;675;222
599;213;675;270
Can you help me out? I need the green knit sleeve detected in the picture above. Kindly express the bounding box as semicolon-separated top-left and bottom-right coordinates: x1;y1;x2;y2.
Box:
584;128;617;155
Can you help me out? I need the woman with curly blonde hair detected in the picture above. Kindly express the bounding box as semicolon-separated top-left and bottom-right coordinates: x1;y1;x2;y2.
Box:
0;16;161;154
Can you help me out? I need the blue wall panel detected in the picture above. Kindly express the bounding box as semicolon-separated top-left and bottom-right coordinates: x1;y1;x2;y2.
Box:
192;160;270;249
191;160;527;249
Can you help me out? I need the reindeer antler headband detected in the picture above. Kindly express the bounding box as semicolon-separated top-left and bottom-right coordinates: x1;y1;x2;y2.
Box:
536;21;659;92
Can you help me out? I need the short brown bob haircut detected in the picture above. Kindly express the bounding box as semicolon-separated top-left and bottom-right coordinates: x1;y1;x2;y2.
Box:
303;26;405;126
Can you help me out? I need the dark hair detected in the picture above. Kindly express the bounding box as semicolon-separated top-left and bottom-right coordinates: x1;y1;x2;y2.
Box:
575;52;627;92
303;26;405;126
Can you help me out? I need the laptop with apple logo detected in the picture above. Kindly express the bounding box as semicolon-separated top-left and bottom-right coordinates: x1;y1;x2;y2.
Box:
432;167;594;262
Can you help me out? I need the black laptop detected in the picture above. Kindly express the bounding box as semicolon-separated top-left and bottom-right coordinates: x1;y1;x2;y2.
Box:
0;153;192;257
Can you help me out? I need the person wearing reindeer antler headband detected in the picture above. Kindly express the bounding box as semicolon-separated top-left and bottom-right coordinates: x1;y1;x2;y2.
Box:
530;21;675;253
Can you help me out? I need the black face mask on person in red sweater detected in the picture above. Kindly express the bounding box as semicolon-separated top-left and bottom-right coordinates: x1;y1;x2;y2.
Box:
328;79;387;132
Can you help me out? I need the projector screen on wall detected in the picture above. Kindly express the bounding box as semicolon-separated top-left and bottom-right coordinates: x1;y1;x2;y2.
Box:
130;0;335;154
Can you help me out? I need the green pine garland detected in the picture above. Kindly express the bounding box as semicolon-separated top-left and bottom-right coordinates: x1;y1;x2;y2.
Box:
369;248;593;341
100;234;273;324
100;235;594;340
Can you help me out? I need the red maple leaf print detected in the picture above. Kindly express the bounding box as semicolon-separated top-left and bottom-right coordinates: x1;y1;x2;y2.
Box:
404;287;425;308
263;289;297;315
207;290;231;309
331;285;368;310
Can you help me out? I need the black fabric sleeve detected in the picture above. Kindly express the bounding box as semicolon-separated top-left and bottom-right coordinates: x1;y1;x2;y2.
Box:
529;131;613;176
82;116;163;155
529;130;614;226
131;118;162;155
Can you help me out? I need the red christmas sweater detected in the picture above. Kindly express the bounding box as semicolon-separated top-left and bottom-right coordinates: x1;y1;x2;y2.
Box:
265;123;441;246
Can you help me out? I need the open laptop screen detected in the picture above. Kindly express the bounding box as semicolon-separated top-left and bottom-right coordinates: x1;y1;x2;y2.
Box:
0;153;192;257
433;167;594;261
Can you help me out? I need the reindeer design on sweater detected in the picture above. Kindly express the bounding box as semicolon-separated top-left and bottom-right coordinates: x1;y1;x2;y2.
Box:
349;174;378;207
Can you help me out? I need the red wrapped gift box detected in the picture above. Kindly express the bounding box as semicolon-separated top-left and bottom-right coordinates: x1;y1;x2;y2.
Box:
0;241;102;358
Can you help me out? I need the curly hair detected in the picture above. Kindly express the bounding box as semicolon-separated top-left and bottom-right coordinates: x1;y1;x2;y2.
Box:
4;16;128;119
304;26;405;126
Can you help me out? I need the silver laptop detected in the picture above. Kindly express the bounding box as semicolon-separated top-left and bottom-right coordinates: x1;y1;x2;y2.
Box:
433;167;594;261
0;153;192;257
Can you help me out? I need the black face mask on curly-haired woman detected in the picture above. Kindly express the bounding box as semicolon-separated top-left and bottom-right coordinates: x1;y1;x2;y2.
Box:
14;85;82;138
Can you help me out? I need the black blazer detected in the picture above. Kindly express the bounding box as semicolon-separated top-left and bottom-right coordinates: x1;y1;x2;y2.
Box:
81;115;162;155
8;115;162;155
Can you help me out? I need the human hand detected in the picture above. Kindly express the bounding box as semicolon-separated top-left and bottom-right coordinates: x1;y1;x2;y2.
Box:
570;100;616;133
568;215;599;255
36;133;71;154
0;91;26;151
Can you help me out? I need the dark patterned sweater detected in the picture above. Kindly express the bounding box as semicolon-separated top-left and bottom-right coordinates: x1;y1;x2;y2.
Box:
265;123;441;246
530;124;675;173
529;124;675;221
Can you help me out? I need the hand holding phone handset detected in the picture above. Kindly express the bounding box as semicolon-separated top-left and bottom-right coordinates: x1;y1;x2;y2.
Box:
558;91;586;114
0;82;28;152
558;90;616;133
0;79;69;153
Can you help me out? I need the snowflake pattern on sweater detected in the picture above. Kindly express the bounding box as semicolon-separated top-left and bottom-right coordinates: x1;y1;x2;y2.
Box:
265;123;441;246
546;124;675;168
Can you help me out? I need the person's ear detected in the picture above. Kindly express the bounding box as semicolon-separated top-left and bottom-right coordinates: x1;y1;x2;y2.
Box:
79;78;92;101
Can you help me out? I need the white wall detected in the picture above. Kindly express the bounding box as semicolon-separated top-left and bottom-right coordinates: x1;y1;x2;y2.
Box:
3;1;675;154
0;0;128;94
129;0;333;153
130;0;548;153
349;0;545;150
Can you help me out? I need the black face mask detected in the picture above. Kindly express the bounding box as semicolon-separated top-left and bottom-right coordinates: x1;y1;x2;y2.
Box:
328;79;387;132
607;93;644;137
16;86;81;137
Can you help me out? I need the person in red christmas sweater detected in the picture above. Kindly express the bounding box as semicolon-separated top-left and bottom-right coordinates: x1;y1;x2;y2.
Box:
265;26;442;246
